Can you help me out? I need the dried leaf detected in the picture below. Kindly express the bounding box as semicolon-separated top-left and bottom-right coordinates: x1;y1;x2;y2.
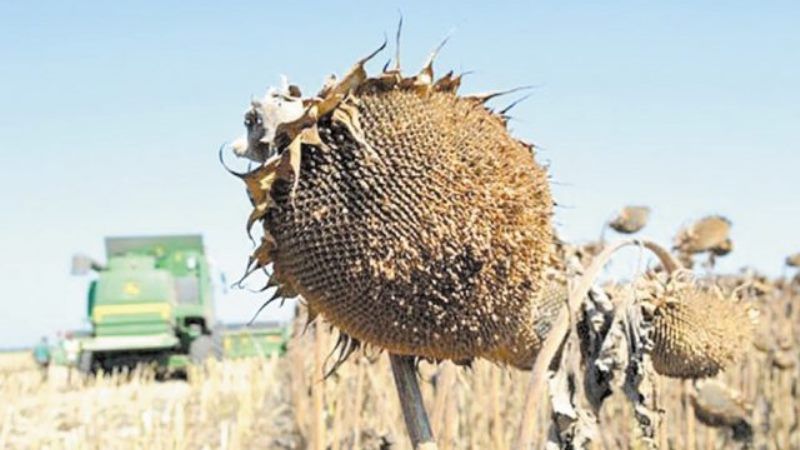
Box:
415;35;450;92
433;71;461;93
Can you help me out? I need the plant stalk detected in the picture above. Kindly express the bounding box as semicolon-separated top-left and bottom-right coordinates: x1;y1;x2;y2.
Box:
390;354;438;450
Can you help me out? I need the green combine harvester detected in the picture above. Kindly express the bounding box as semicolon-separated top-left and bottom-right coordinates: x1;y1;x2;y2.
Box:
70;235;289;373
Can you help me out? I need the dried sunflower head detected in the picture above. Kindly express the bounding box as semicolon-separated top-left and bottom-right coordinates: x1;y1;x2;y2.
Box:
229;41;554;368
643;276;754;378
786;252;800;268
673;215;732;255
608;205;650;234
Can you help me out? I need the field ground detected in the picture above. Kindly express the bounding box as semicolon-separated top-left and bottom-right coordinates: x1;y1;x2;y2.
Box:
2;276;799;450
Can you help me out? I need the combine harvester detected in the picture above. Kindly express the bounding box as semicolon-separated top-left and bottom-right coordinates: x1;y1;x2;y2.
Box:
68;235;289;373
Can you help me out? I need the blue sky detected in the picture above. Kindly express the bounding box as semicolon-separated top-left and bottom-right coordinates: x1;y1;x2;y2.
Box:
1;1;798;347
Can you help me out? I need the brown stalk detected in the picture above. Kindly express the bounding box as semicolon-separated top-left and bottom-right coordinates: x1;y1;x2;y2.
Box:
684;380;696;450
656;376;668;449
431;362;456;436
290;333;308;440
311;324;326;450
351;360;365;449
390;354;438;450
490;367;506;450
442;383;459;450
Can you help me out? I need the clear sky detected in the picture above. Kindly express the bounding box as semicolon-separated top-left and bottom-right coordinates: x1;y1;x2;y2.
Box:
1;1;798;347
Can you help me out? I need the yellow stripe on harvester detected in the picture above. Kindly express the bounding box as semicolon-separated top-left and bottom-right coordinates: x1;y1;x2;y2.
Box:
93;303;172;321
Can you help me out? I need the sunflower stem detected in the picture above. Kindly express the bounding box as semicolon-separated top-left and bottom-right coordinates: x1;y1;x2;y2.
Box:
389;354;438;449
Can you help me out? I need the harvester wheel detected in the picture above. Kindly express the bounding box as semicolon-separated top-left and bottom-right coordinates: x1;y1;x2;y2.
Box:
211;329;224;359
189;333;223;364
78;351;94;374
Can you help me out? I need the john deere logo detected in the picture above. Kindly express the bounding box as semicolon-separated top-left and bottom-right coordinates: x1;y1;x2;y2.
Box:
123;282;141;296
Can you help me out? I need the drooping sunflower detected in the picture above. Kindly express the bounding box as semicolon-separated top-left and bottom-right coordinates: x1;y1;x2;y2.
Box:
228;39;556;369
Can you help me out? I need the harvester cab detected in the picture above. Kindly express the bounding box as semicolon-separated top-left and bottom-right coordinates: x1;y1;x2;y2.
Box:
72;235;221;373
